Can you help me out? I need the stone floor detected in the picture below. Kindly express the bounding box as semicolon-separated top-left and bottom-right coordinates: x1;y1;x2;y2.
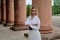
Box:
52;16;60;27
0;24;28;40
0;25;60;40
0;16;60;40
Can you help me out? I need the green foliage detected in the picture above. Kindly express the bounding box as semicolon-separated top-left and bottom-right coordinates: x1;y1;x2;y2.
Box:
52;5;59;16
52;0;60;16
26;4;32;17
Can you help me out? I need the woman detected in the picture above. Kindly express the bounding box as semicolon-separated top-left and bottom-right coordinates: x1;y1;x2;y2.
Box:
25;7;41;40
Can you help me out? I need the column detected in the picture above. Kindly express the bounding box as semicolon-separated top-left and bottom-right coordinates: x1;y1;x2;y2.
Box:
32;0;53;34
10;0;28;31
1;0;6;24
4;0;14;26
0;0;1;23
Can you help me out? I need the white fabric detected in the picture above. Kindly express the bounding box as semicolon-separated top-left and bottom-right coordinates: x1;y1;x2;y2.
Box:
25;15;41;40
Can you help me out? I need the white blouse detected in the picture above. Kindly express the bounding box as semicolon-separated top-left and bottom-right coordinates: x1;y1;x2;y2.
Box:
25;15;41;30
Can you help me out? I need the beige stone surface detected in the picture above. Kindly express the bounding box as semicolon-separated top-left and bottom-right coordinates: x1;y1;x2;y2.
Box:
0;25;28;40
52;16;60;27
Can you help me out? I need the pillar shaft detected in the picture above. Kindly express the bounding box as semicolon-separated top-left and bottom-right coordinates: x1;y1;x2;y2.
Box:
0;0;1;23
14;0;26;26
4;0;14;26
1;0;6;24
10;0;28;31
32;0;53;34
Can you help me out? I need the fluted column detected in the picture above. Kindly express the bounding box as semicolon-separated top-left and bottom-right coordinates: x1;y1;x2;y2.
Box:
32;0;53;34
4;0;14;26
10;0;28;31
1;0;6;24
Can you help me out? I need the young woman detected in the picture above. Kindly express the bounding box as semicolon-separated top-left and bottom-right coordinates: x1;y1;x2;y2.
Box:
25;7;41;40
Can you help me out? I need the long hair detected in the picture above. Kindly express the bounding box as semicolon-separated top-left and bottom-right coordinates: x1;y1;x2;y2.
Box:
30;7;39;17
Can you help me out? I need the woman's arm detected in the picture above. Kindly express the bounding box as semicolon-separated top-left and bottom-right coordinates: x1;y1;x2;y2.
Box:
30;23;40;30
25;16;31;27
32;24;38;26
30;17;41;30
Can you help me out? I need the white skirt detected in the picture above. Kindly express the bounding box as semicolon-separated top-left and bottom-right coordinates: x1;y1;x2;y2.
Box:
28;30;41;40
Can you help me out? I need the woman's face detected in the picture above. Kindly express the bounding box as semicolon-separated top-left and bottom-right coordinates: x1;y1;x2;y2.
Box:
31;8;36;16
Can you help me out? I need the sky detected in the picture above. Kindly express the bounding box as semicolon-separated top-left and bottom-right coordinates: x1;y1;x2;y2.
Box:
26;0;32;5
52;0;54;6
26;0;54;5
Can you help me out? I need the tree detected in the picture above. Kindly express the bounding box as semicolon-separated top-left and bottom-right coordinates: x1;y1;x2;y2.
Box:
26;4;32;17
52;0;60;16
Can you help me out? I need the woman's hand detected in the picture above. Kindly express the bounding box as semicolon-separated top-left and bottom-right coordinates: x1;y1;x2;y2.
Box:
26;24;30;27
32;24;37;26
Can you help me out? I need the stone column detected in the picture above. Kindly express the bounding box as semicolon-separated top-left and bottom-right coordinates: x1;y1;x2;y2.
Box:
0;0;1;23
32;0;53;34
1;0;6;24
10;0;28;31
4;0;14;26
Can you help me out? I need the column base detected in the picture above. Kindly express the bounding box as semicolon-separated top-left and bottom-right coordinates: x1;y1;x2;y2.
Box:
0;22;2;24
10;26;28;31
1;21;6;24
0;19;2;24
0;20;6;24
40;26;53;34
3;23;14;26
0;22;5;24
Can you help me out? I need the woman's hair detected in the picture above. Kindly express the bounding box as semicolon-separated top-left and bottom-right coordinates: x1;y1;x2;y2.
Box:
30;7;39;17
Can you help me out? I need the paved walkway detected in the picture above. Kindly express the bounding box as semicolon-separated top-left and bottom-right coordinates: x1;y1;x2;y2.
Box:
0;16;60;40
0;24;28;40
52;16;60;27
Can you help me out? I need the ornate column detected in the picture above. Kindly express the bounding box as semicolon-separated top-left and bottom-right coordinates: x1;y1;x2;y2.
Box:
1;0;6;24
10;0;28;31
32;0;53;34
4;0;14;26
